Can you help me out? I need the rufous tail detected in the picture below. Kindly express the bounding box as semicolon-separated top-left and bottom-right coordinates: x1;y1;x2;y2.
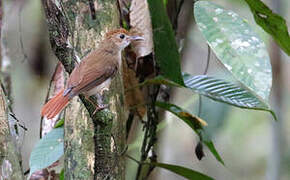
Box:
41;89;69;119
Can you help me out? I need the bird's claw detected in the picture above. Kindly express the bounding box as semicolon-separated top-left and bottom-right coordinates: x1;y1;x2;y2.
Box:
92;104;109;115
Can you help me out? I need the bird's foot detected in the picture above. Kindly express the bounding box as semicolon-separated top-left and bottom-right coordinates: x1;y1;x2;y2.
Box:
92;104;109;116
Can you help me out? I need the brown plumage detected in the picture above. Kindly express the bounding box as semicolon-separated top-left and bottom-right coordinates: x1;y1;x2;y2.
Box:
41;28;143;119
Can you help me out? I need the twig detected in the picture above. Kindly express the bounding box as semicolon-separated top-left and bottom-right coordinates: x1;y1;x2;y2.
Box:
9;112;27;131
18;3;28;63
136;85;159;179
125;154;141;164
126;110;135;139
1;83;27;132
173;0;185;32
197;45;211;117
204;45;211;75
88;0;96;20
196;45;211;159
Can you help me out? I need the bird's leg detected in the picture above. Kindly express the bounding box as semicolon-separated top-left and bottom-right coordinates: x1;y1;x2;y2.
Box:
84;94;108;115
94;93;109;112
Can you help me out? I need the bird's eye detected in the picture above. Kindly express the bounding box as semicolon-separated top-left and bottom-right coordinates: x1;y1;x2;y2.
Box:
119;34;125;39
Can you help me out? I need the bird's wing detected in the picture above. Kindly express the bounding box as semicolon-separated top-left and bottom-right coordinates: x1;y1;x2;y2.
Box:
66;54;118;97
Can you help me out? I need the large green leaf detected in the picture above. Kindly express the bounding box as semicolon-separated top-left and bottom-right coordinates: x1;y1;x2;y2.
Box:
29;128;64;175
194;1;272;103
183;74;266;109
155;101;224;165
183;74;276;120
244;0;290;55
152;162;214;180
138;74;276;119
147;0;184;85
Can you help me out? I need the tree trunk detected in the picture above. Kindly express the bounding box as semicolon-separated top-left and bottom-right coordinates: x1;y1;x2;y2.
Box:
42;0;125;179
0;85;24;180
266;0;285;180
0;1;24;179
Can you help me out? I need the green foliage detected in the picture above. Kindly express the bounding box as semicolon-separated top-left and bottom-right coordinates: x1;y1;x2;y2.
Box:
140;74;276;119
156;101;224;165
244;0;290;55
60;169;64;180
194;1;272;102
151;162;214;180
29;128;64;176
183;74;275;119
147;0;184;85
54;119;64;128
155;101;206;131
127;156;214;180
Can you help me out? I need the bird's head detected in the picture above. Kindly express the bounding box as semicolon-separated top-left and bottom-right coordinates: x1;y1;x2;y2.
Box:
105;28;144;50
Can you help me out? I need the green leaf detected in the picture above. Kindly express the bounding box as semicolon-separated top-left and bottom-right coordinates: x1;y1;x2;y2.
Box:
194;1;272;102
60;169;64;180
183;74;267;109
155;101;224;165
29;128;64;175
147;0;184;85
155;101;207;129
183;74;276;120
151;162;214;180
54;119;64;128
202;141;224;165
140;74;276;120
244;0;290;55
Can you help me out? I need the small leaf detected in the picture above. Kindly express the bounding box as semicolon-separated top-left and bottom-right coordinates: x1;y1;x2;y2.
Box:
203;141;224;165
155;101;224;165
59;169;64;180
244;0;290;55
195;141;205;160
194;1;272;102
151;162;214;180
54;119;64;128
29;128;64;175
147;0;184;85
179;111;208;127
155;101;207;130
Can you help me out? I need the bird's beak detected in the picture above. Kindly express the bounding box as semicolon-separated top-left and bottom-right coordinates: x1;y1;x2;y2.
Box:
130;35;144;41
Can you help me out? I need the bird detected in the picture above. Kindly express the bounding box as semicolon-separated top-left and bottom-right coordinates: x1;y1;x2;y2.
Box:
41;28;144;119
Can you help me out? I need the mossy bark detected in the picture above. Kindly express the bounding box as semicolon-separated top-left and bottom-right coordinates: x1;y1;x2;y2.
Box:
0;86;23;180
42;0;125;179
0;1;23;179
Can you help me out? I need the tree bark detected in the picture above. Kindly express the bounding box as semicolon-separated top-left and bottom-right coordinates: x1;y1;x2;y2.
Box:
42;0;125;179
0;85;24;180
0;1;24;179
